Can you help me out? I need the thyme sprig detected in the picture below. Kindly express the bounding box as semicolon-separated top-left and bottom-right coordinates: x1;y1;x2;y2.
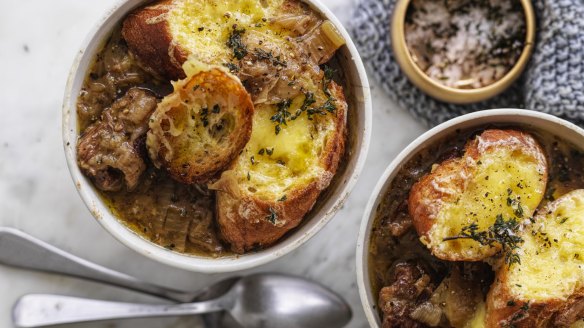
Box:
322;65;335;97
254;48;287;67
320;65;338;115
270;66;338;135
270;99;293;135
443;214;523;267
226;27;248;60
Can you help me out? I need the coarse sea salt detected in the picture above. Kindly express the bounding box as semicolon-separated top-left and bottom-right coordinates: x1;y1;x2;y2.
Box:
405;0;526;89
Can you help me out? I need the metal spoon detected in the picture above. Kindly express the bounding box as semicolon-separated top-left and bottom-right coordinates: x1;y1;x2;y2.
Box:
0;227;208;303
0;227;238;327
13;273;352;328
1;228;351;327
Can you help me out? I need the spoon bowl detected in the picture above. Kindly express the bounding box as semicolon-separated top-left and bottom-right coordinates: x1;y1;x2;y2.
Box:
229;274;352;328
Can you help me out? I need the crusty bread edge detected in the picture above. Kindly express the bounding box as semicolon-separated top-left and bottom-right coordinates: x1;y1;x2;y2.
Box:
486;267;584;327
121;0;188;80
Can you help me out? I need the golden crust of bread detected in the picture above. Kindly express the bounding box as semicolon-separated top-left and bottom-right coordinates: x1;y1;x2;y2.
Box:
409;129;548;262
147;65;254;184
486;189;584;327
409;157;467;237
211;82;347;253
486;275;584;327
121;0;342;83
215;178;323;253
121;0;187;80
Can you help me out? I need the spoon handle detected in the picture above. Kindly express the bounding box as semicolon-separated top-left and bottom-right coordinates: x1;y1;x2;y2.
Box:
0;228;190;303
13;294;225;327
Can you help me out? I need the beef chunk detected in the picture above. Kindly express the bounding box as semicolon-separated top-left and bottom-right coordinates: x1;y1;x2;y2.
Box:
379;262;435;328
77;88;157;191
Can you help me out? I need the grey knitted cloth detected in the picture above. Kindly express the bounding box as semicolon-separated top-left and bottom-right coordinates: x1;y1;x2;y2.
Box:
350;0;584;127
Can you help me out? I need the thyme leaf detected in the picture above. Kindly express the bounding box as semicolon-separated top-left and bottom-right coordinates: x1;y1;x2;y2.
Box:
443;214;523;267
266;207;278;224
269;65;338;134
322;65;335;97
226;28;248;60
270;99;292;135
223;62;239;73
254;48;287;67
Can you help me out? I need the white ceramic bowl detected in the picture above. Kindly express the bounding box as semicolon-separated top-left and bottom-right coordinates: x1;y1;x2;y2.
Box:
356;109;584;327
63;0;371;273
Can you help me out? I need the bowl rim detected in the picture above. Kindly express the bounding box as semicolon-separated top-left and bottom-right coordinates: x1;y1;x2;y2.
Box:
391;0;536;104
355;109;584;327
62;0;372;273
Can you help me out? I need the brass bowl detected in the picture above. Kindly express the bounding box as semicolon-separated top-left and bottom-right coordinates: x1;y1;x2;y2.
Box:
391;0;536;104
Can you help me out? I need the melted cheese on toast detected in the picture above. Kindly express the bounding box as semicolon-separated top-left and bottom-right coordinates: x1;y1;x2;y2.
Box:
508;189;584;300
168;0;288;64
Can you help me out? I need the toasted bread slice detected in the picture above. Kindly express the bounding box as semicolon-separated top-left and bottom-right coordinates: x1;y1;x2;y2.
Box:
209;81;347;253
409;130;548;261
122;0;298;80
121;0;186;80
485;189;584;327
121;0;345;89
146;61;254;184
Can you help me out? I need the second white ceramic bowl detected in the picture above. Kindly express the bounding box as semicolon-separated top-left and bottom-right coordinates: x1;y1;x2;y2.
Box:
356;109;584;327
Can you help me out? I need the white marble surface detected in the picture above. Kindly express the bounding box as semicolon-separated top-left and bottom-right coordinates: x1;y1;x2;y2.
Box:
0;0;426;327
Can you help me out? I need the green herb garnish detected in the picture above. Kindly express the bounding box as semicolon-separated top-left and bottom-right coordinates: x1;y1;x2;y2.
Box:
269;65;338;134
443;214;523;267
271;99;292;135
266;207;278;224
254;48;287;67
322;65;335;96
223;62;239;73
226;28;248;60
514;205;524;218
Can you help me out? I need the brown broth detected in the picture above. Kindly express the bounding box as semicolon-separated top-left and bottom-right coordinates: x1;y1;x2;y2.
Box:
76;4;352;257
77;28;229;257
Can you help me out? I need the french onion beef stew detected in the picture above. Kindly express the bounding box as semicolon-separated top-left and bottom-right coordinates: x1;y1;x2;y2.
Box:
76;0;350;256
370;127;584;327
